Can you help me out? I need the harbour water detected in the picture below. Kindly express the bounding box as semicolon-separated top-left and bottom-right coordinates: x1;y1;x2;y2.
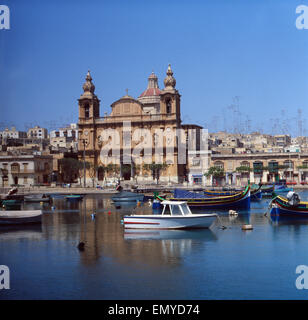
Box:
1;192;308;300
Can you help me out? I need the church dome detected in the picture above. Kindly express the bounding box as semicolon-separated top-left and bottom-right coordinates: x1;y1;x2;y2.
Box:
139;71;161;98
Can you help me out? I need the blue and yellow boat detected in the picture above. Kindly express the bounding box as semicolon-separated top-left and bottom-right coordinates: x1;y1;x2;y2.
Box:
270;193;308;217
203;184;262;202
169;186;251;210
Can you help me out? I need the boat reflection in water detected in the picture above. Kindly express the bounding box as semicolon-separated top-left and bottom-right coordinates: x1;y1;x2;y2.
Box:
123;229;217;263
124;229;217;241
270;213;308;226
0;225;43;240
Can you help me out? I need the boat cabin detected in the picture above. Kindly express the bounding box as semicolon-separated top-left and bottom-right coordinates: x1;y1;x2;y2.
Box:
160;201;192;216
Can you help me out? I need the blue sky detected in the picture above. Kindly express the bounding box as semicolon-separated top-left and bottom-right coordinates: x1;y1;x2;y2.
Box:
1;0;308;136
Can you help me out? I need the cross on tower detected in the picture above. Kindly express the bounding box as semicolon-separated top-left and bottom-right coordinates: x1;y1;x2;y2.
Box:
125;88;129;96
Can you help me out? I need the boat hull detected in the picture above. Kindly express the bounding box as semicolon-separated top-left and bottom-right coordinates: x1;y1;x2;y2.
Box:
0;210;42;225
251;189;262;201
170;190;250;210
65;195;84;201
24;196;50;203
123;214;217;229
112;191;144;202
271;195;308;217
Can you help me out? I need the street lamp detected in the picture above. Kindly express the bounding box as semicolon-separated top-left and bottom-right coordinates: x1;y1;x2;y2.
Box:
79;138;89;188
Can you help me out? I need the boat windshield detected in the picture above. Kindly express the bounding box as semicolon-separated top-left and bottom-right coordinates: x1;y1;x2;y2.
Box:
180;204;191;215
170;204;182;215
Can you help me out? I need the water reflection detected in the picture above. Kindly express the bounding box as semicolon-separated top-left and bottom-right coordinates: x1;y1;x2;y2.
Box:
4;192;308;299
0;225;42;240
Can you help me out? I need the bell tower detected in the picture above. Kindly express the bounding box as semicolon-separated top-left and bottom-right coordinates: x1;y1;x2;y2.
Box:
78;70;100;122
160;64;181;124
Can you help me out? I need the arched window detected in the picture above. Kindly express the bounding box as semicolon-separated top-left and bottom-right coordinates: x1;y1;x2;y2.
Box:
166;98;171;114
84;103;90;118
214;161;224;170
253;161;263;173
283;160;293;169
11;163;20;173
44;162;50;171
98;167;105;181
240;161;250;168
303;161;308;168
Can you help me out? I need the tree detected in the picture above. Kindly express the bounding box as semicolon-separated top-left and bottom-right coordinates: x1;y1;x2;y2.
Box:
58;158;90;184
204;166;225;186
78;161;90;186
88;163;99;187
99;163;120;185
143;162;168;184
235;166;252;173
204;166;225;178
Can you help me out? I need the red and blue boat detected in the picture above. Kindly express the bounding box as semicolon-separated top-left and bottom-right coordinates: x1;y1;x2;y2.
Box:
270;193;308;217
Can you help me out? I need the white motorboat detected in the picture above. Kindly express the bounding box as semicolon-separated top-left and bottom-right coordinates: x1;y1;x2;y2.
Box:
0;210;42;225
123;200;217;229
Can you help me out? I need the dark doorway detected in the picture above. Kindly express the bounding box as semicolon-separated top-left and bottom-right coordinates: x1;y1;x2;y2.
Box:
122;164;131;180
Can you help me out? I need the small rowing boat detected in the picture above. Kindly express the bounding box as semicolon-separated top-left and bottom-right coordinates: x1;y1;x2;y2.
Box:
24;194;51;203
0;210;42;225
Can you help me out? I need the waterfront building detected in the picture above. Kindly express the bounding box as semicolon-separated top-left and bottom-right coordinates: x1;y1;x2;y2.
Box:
27;126;48;139
209;152;308;186
0;154;53;187
77;66;203;185
274;134;291;147
0;127;27;139
50;124;78;151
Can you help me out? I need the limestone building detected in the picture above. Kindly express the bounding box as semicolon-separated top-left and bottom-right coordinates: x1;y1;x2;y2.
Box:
77;65;203;185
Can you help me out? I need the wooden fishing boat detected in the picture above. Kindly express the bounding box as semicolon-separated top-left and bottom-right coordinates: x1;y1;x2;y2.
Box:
169;186;250;210
270;193;308;217
112;191;144;202
24;194;51;203
123;200;217;229
1;199;22;210
0;210;42;225
260;184;274;198
251;189;262;201
204;185;262;202
274;185;293;193
65;194;84;201
203;189;240;196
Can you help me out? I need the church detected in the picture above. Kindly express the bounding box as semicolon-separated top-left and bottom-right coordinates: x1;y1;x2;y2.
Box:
77;65;205;184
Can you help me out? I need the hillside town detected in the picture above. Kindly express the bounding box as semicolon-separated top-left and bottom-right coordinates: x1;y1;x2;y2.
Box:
1;67;308;189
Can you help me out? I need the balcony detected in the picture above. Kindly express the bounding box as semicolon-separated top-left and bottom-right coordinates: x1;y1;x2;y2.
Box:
10;169;34;174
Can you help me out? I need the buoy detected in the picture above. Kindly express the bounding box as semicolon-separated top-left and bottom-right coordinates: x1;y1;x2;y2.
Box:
91;213;96;220
221;226;227;230
229;210;238;216
242;224;253;231
108;211;111;215
77;242;85;251
148;199;152;206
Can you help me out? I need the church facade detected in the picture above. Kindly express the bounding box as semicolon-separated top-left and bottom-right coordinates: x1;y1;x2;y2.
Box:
77;65;205;185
